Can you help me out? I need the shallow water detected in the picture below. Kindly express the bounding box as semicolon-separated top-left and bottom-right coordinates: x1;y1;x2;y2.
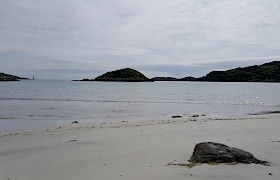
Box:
0;80;279;130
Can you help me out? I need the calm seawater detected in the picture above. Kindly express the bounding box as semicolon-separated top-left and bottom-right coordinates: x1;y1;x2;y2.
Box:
0;80;280;130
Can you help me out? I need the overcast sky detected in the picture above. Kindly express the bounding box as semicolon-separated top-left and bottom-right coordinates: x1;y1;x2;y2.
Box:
1;0;280;79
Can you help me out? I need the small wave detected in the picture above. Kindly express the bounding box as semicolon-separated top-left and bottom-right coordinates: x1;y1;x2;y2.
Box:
0;97;200;105
249;110;280;115
0;116;16;120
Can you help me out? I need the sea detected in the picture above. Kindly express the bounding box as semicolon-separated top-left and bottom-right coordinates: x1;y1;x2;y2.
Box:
0;80;280;131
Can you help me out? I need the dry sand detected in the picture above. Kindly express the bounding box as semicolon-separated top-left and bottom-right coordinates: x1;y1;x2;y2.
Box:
0;114;279;180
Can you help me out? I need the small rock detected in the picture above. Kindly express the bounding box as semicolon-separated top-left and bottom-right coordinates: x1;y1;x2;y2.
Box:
191;115;199;118
67;139;77;142
172;115;182;118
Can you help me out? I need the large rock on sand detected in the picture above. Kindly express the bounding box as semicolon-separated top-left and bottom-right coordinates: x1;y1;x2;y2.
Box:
189;142;269;166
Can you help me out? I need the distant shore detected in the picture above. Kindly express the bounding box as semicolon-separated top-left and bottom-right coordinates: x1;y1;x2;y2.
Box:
0;114;279;180
74;61;280;82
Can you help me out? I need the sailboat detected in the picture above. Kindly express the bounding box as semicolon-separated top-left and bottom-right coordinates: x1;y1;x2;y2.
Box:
32;75;35;80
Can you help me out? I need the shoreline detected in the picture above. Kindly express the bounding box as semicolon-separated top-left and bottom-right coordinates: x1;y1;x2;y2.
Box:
0;114;279;180
0;114;261;134
0;112;268;133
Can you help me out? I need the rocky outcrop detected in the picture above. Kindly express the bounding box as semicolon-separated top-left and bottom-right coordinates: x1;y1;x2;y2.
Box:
94;68;152;82
189;142;269;166
0;72;28;81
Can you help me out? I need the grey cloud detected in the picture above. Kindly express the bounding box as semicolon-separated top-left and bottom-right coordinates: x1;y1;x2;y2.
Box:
0;0;280;79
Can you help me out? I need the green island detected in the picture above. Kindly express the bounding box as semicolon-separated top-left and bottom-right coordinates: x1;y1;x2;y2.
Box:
151;61;280;82
94;68;152;82
87;61;280;82
203;61;280;82
3;61;279;82
0;72;28;81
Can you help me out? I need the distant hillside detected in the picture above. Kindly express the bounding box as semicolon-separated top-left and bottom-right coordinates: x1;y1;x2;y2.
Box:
76;61;280;83
178;76;203;81
151;76;202;81
94;68;152;82
150;77;178;81
151;61;280;82
204;61;280;82
0;72;28;81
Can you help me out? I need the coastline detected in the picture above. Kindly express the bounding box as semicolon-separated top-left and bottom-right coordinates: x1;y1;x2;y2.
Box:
0;114;279;180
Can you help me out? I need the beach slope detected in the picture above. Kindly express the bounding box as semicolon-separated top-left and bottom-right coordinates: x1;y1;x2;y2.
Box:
0;115;279;180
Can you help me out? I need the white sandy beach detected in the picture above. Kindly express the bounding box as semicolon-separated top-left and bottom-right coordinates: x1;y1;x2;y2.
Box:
0;114;279;180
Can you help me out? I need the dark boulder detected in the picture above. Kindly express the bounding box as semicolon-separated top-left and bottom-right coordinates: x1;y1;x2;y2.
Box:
189;142;269;166
172;115;182;118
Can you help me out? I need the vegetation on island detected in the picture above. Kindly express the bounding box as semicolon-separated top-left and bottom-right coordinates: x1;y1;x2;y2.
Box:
74;61;280;83
204;61;280;82
0;72;28;81
3;61;279;82
94;68;152;82
151;61;280;82
150;77;178;81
